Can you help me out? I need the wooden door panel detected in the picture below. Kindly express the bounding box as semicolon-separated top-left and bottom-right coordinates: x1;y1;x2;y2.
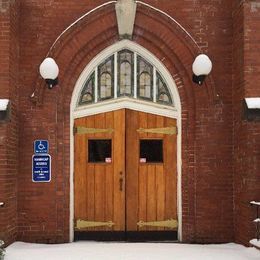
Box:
126;110;177;232
75;109;177;236
74;110;125;232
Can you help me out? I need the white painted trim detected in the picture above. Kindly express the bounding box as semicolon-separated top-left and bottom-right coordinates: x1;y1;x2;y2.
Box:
70;40;182;242
153;67;156;103
134;52;137;98
114;52;118;98
74;97;178;119
94;68;98;103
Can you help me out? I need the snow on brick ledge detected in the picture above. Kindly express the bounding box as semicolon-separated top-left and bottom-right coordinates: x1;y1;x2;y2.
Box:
250;239;260;250
245;98;260;109
250;201;260;206
0;99;9;111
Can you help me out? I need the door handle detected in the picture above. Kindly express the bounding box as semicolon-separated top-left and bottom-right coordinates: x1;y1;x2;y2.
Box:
119;178;123;191
119;171;124;191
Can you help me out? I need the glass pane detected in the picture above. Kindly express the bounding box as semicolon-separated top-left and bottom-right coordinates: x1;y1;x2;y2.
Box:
78;72;95;105
118;50;134;96
88;139;112;163
140;139;163;163
98;55;114;100
137;56;153;100
156;72;173;105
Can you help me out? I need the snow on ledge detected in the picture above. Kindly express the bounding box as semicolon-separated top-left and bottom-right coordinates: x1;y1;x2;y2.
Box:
250;201;260;206
0;99;9;111
245;98;260;109
250;239;260;249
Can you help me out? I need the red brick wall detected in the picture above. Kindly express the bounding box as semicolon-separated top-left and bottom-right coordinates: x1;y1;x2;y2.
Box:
15;0;235;244
233;0;260;245
0;0;258;246
0;0;19;245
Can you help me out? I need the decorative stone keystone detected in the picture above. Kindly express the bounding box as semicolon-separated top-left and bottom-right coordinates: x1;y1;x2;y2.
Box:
115;0;137;39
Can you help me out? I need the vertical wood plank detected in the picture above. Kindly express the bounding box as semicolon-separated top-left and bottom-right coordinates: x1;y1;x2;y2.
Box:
126;109;139;231
104;112;114;230
164;117;177;225
113;109;125;231
85;115;95;225
146;165;156;230
156;165;165;230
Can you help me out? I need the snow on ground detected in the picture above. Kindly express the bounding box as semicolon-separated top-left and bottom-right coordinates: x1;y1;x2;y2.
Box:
5;242;260;260
250;239;260;249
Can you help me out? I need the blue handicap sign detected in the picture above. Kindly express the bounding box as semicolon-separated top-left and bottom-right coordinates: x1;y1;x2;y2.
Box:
34;140;49;154
32;154;51;182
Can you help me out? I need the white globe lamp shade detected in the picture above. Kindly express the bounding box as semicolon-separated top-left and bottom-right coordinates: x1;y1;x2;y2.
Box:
39;57;59;80
192;54;212;76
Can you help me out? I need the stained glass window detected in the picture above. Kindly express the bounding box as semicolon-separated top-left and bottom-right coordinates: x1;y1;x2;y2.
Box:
78;72;95;105
156;72;173;105
137;56;153;100
77;49;174;108
98;55;114;100
118;50;134;97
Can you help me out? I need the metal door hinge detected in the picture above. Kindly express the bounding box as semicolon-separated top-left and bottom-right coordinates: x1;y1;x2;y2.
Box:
74;126;114;135
137;126;177;135
137;219;178;229
75;219;115;229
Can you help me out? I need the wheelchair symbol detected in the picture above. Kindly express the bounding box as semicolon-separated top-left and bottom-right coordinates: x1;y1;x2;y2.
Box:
37;141;46;151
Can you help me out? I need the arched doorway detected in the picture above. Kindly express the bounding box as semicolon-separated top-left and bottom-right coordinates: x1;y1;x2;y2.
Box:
70;40;182;241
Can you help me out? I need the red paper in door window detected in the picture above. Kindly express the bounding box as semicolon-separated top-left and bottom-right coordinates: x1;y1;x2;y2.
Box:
105;158;112;163
140;158;146;163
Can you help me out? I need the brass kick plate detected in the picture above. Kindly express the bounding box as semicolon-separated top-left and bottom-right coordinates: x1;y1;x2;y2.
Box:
76;219;115;229
137;219;178;229
137;127;177;135
74;126;114;135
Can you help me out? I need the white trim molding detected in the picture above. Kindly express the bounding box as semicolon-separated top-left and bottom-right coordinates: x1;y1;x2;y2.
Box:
70;40;182;242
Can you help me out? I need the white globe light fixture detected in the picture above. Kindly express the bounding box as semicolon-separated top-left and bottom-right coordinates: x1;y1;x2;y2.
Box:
39;57;59;89
192;54;212;85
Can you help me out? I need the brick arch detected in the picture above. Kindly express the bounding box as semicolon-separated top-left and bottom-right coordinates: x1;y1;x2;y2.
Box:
32;2;215;107
31;3;216;242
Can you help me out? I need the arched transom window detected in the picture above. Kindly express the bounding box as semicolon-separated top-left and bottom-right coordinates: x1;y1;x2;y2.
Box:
78;49;173;107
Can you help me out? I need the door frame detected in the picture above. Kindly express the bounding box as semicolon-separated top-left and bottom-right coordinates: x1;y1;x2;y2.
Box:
70;40;182;242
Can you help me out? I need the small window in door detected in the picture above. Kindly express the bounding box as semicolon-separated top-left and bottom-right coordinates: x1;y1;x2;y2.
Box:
140;139;163;163
88;139;112;163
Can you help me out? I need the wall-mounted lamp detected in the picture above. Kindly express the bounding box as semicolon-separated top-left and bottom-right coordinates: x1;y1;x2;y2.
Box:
39;58;59;89
192;54;212;85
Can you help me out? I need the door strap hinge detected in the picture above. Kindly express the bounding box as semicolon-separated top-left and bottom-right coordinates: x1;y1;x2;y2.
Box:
75;219;115;229
137;126;177;135
74;126;114;135
137;219;178;229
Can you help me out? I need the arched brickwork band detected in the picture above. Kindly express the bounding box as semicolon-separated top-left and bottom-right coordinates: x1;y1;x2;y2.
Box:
30;1;216;106
28;2;218;242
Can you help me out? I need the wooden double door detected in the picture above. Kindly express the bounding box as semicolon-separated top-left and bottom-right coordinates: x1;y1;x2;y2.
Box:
74;109;177;241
